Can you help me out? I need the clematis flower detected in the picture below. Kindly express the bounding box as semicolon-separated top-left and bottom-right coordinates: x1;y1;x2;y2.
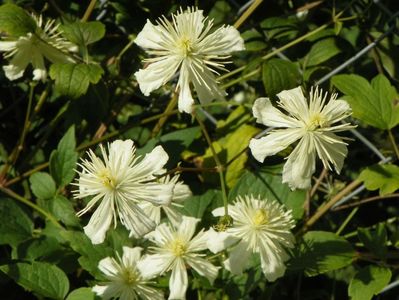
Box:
0;14;76;81
249;86;354;190
134;7;245;113
210;195;295;281
138;216;219;300
73;140;175;244
93;246;164;300
137;173;192;231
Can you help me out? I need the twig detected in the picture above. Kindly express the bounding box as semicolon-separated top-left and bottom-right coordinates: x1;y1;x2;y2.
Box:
234;0;263;29
81;0;97;22
333;193;399;211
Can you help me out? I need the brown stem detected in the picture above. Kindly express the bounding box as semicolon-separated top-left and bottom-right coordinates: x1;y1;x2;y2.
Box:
332;193;399;211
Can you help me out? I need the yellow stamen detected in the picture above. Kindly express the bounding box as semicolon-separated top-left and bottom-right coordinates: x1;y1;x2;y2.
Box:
253;208;268;226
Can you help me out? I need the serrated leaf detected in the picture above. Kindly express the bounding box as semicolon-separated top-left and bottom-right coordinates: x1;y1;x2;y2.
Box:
0;262;69;300
260;17;299;40
181;189;220;218
0;198;33;247
348;266;391;300
61;21;105;46
29;172;56;199
262;58;301;96
242;29;266;51
358;164;399;195
49;126;78;188
358;223;387;260
0;4;36;37
305;38;341;67
49;63;104;98
66;287;95;300
39;195;80;227
16;236;60;261
289;231;355;276
332;74;399;129
229;166;306;219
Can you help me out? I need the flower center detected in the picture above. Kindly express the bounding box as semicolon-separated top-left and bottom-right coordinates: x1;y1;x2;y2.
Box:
307;113;326;131
170;239;187;256
123;268;138;285
178;37;193;57
98;169;117;190
253;208;268;226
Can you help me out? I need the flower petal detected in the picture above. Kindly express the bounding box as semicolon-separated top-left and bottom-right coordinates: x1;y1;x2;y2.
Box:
137;253;173;279
177;59;195;113
135;56;181;96
249;128;303;162
277;86;309;121
198;25;245;55
178;216;200;241
134;20;166;50
97;257;119;278
258;238;287;281
313;132;348;173
322;99;352;124
252;97;300;128
187;256;219;284
223;241;251;275
282;134;316;190
169;258;188;300
121;246;142;266
206;227;238;254
83;197;113;244
129;145;169;180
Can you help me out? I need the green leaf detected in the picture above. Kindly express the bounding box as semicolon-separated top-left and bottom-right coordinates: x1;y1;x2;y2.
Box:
66;287;95;300
262;58;301;96
229;166;306;219
16;236;60;261
358;223;387;260
348;266;391;300
0;4;36;37
39;195;80;227
61;230;113;277
241;29;266;51
61;21;105;47
332;74;399;129
49;63;104;99
305;38;341;67
29;172;56;200
289;231;355;276
260;17;299;40
181;190;220;218
49;125;78;188
0;198;33;247
358;164;399;195
0;262;69;300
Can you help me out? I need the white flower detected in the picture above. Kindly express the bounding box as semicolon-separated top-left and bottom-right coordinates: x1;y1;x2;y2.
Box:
134;7;245;113
249;86;354;190
138;216;219;300
138;174;192;230
211;195;295;281
74;140;175;244
93;246;164;300
0;15;76;81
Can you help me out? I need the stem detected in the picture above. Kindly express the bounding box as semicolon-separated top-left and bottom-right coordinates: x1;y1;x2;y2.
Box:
299;179;362;234
333;193;399;211
0;186;62;228
151;94;178;137
388;129;399;160
335;207;359;235
81;0;97;22
234;0;263;29
304;168;328;219
218;23;329;82
195;113;228;216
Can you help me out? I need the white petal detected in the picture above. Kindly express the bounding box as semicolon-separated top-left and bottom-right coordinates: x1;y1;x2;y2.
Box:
211;207;225;217
249;128;303;162
282;134;316;190
252;97;300;128
130;145;169;180
31;50;46;81
258;240;287;281
0;40;17;51
135;285;164;300
109;140;134;169
321;99;352;123
139;201;161;224
172;181;192;203
277;86;309;121
83;197;113;244
129;182;174;206
223;241;251;275
134;20;166;50
313;132;348;173
206;227;238;254
163;206;183;227
97;257;118;277
92;285;108;297
198;25;245;55
169;259;188;300
137;253;173;279
121;246;142;266
186;256;219;284
177;60;195;113
178;216;199;241
135;56;181;96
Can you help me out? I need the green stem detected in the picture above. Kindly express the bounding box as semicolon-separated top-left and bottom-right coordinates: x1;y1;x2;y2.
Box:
81;0;97;22
0;186;62;228
388;129;399;160
195;113;228;216
151;94;178;137
233;0;263;29
335;207;359;236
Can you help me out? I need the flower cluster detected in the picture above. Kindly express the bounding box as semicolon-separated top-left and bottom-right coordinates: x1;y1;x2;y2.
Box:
0;5;355;300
